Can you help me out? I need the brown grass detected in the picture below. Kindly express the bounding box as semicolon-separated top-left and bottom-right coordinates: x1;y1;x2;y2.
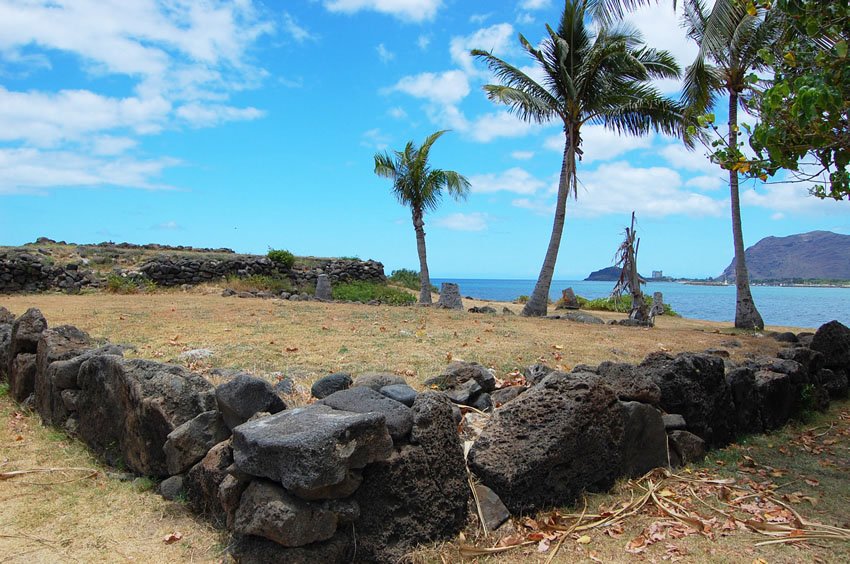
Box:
0;289;839;563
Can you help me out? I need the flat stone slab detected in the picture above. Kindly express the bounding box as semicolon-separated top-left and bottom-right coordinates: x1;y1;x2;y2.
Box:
232;405;393;494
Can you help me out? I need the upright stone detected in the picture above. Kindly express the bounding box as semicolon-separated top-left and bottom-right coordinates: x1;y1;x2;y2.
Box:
650;292;665;316
436;282;463;310
556;287;580;309
315;274;332;301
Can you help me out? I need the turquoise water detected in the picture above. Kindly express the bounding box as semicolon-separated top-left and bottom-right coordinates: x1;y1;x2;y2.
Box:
431;279;850;329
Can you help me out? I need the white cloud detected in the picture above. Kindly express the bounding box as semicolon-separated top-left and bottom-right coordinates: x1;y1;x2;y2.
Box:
417;34;431;51
376;43;395;63
389;70;470;105
659;143;719;175
282;12;316;43
512;150;535;160
0;0;275;194
154;220;182;230
545;125;654;163
387;106;408;119
322;0;443;22
573;162;726;218
434;212;488;231
450;23;515;76
469;168;545;195
510;161;727;218
362;128;392;151
685;175;724;191
469;13;492;25
519;0;551;9
469;111;538;142
771;212;785;220
0;148;178;194
741;180;848;216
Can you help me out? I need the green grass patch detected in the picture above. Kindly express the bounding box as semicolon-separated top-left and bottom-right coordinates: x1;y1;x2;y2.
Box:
332;281;416;305
105;274;157;294
0;383;8;398
579;294;679;316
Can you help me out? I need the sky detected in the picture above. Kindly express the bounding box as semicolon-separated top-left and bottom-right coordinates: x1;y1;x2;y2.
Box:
0;0;846;280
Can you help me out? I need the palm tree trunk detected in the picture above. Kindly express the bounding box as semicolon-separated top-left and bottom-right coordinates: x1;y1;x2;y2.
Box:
728;93;764;330
522;130;574;317
412;207;432;304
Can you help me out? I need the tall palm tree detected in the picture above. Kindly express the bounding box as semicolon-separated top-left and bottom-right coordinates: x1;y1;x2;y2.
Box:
374;130;470;305
473;0;685;316
682;0;782;330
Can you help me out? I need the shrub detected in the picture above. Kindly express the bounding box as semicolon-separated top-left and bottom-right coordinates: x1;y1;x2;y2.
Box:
580;294;679;316
332;281;415;305
515;295;529;304
226;274;294;294
388;269;438;293
267;248;295;269
105;274;156;294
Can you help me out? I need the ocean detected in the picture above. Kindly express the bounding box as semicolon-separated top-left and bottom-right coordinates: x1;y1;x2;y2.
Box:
431;279;850;329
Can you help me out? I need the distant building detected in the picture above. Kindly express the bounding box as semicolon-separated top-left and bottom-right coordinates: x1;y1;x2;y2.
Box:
652;270;663;279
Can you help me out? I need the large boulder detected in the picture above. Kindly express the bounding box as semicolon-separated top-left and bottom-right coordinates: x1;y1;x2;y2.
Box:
164;410;231;475
0;306;14;325
425;361;496;393
637;352;735;447
436;282;463;310
591;362;662;405
76;356;216;476
234;480;358;547
351;373;407;392
215;373;286;430
9;307;47;359
318;387;413;441
229;533;350;564
231;405;393;499
185;440;233;524
0;323;11;382
9;353;37;402
754;370;794;430
353;392;469;563
726;367;762;435
39;345;125;428
34;326;91;425
811;320;850;371
619;401;668;477
310;373;352;399
468;373;625;513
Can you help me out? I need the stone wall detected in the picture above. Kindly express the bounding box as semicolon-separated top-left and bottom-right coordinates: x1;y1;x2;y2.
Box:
2;304;848;562
0;250;386;293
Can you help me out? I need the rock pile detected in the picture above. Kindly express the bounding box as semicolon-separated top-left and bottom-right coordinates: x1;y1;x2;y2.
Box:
0;251;98;293
2;305;849;561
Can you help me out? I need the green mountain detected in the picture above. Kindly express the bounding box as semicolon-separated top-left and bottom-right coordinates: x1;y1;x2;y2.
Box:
719;231;850;281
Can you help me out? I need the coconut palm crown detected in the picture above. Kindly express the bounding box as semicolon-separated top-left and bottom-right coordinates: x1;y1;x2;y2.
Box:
374;130;470;304
472;0;686;316
681;0;783;329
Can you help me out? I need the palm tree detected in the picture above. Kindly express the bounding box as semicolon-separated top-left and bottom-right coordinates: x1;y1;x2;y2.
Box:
681;0;782;330
374;130;470;305
472;0;685;316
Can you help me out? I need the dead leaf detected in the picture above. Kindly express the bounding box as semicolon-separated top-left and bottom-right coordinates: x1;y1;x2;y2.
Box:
576;535;591;545
163;532;183;544
285;347;299;353
804;478;820;487
537;538;551;552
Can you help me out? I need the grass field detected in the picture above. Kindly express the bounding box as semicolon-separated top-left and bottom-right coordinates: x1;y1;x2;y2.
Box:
1;289;847;562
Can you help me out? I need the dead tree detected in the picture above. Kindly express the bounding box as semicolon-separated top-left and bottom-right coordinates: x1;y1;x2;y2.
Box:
612;212;652;325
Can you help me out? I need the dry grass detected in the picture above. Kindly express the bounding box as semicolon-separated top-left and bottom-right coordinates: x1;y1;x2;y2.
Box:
0;290;835;563
0;288;794;390
0;394;226;563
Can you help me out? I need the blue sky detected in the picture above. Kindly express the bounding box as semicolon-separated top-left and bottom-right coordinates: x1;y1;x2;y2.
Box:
0;0;845;279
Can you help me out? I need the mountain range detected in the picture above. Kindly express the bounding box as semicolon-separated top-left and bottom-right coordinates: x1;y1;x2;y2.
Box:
719;231;850;281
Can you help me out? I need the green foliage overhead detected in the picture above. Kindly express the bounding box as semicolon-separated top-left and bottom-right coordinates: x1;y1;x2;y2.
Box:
747;0;850;200
332;281;416;306
267;249;295;269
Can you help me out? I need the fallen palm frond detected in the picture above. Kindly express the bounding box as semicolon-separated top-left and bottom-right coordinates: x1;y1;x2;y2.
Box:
0;467;99;485
457;467;850;558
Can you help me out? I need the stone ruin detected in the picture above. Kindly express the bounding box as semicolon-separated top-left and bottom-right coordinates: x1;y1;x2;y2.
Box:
436;282;463;310
1;303;849;562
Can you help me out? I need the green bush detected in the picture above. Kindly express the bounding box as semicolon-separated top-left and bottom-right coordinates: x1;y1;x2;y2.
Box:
267;248;295;269
515;295;529;304
105;274;156;294
580;294;678;316
388;269;438;293
226;274;294;294
332;281;415;305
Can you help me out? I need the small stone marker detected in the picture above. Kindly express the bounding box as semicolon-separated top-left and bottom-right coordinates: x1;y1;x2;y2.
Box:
436;282;463;310
557;287;580;309
315;274;332;301
650;291;665;316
